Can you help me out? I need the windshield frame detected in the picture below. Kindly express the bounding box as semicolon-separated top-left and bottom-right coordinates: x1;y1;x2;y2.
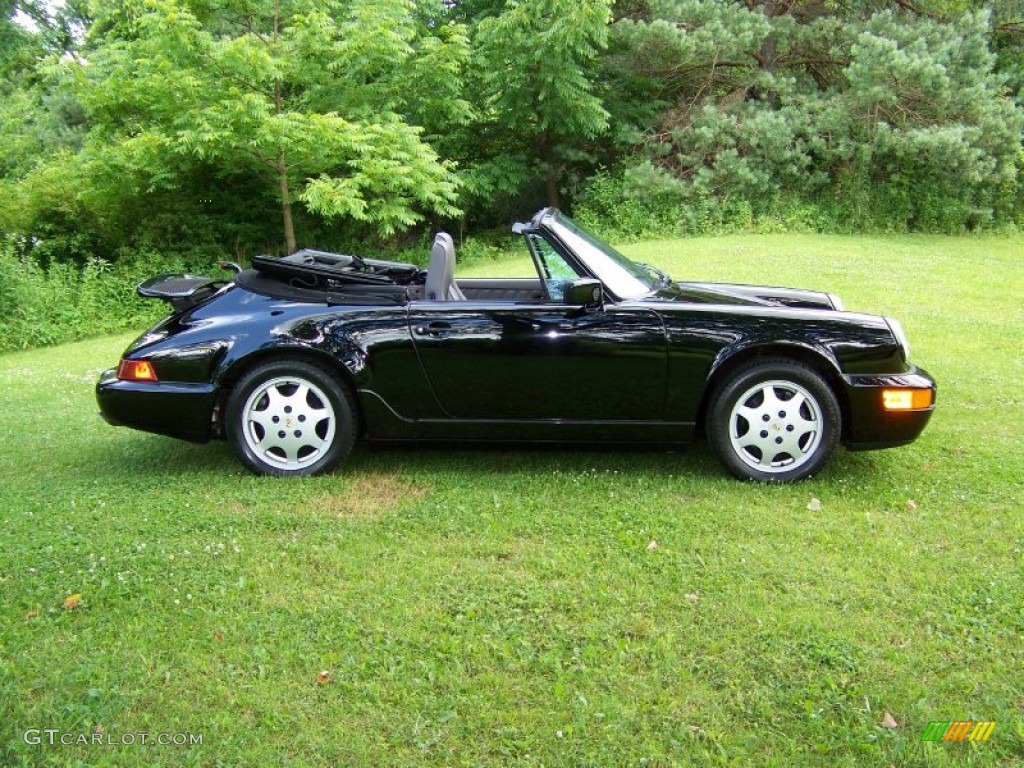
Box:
539;211;658;300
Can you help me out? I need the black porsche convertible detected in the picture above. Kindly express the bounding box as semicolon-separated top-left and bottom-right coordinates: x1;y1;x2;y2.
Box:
96;208;935;481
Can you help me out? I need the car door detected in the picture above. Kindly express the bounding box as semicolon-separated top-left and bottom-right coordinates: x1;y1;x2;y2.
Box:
407;299;668;422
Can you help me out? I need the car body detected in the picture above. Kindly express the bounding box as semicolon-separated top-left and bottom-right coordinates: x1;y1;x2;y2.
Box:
97;208;936;481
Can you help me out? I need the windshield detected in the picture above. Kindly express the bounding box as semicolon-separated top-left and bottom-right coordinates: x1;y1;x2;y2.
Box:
547;213;658;298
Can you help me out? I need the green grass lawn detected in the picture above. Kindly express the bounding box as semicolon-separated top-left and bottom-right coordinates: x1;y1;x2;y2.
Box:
2;233;1022;766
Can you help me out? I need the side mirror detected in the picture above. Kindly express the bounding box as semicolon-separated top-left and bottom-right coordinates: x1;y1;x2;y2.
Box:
564;278;603;308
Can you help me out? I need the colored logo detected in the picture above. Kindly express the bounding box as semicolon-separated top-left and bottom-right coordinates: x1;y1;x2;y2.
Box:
921;721;996;742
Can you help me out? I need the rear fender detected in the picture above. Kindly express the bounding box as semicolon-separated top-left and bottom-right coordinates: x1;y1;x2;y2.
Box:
212;345;365;438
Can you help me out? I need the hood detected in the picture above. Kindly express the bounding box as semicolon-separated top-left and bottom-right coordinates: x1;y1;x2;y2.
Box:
651;281;842;310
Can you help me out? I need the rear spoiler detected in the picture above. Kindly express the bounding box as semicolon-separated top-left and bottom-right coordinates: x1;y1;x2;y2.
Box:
137;274;226;313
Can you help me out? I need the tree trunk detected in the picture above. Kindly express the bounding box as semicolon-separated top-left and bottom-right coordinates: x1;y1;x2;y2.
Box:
278;153;296;254
545;172;560;209
272;0;296;254
540;132;560;208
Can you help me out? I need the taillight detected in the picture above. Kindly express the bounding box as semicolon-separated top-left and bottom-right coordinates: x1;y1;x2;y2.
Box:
117;359;158;382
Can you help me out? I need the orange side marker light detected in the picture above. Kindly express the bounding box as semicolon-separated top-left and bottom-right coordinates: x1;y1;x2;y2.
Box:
882;388;932;411
117;359;158;381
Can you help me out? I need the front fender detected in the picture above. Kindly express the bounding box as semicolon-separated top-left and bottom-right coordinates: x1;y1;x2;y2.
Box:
661;306;903;423
708;338;843;383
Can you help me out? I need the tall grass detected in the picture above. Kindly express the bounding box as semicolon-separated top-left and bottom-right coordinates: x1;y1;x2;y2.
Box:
0;243;199;352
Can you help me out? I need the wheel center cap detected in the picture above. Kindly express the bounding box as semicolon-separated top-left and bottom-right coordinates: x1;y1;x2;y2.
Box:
285;417;293;428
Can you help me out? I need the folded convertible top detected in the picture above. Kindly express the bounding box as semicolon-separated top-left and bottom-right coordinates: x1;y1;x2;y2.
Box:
252;249;420;287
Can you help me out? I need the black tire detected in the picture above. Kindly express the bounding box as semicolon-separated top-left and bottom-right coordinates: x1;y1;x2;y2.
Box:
226;360;358;476
706;358;841;482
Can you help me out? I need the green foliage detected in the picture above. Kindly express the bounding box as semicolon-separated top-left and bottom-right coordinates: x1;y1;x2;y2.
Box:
586;3;1024;237
299;118;461;234
843;10;1022;229
576;157;1022;240
461;0;613;210
987;0;1024;102
0;1;38;79
0;239;213;352
573;168;685;240
450;234;521;267
71;0;464;248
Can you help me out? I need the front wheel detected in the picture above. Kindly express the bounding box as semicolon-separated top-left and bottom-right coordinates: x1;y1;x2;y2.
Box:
707;359;841;482
226;360;357;476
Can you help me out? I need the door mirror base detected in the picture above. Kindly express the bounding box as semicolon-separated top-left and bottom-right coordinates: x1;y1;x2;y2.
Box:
564;279;603;309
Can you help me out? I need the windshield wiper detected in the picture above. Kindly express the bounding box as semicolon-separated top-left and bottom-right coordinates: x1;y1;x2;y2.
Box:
638;262;673;288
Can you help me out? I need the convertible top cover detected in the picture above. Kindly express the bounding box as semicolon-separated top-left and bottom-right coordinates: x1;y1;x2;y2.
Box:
251;249;421;287
139;249;424;310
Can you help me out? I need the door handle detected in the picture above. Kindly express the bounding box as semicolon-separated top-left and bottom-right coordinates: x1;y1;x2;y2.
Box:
414;322;453;338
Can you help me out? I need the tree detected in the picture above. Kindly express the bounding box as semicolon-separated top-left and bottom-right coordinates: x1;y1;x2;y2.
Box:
591;0;1022;231
78;0;464;253
0;1;93;248
468;0;613;209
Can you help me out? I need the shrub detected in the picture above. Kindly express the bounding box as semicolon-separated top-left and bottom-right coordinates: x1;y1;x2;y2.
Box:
573;168;686;240
0;240;227;353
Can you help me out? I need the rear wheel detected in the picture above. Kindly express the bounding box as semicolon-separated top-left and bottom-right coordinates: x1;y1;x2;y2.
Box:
226;360;357;476
707;359;840;482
